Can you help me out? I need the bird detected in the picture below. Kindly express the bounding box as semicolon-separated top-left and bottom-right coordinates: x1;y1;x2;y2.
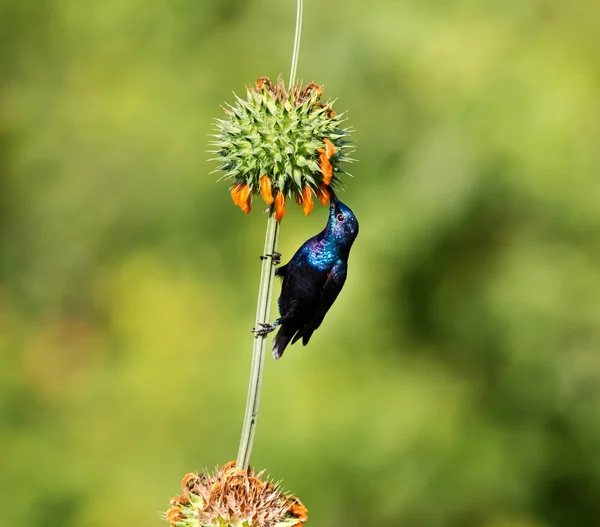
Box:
253;188;359;359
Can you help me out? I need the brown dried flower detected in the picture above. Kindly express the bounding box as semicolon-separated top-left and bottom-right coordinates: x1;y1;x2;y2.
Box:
165;461;308;527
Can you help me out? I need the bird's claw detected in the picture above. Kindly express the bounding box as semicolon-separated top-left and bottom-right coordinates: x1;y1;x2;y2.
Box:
259;252;281;265
251;322;278;336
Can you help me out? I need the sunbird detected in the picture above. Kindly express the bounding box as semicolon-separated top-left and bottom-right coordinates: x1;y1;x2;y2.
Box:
254;189;359;359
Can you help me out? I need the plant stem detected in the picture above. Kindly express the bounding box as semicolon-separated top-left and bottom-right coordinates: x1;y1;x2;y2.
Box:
289;0;303;87
237;214;280;469
236;0;303;471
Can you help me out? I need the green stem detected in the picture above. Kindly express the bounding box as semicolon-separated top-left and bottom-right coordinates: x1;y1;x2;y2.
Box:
236;214;280;469
236;0;302;471
289;0;303;87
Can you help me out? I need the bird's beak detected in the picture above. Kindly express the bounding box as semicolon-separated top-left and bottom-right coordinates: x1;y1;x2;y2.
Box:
328;186;339;208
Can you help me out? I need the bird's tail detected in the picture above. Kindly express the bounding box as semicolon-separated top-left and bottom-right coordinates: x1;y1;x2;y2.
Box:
272;325;294;360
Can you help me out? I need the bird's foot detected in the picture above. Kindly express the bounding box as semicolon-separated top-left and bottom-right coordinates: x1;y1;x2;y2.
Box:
251;322;278;336
259;252;281;265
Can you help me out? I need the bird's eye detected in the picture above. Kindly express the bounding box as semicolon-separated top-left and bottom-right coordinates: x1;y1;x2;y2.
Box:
336;213;345;222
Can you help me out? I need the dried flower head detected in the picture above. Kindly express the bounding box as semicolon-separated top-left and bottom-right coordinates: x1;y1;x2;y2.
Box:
165;461;308;527
211;77;352;220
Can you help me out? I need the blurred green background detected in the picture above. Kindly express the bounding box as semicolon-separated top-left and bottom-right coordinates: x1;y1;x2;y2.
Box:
1;0;599;526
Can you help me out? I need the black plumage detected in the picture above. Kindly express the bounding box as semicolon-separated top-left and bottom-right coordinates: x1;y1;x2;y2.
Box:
271;191;359;359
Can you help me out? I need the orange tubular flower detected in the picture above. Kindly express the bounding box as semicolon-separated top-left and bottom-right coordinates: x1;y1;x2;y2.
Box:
165;508;186;524
323;137;335;159
289;500;308;525
319;149;333;185
318;183;331;206
259;175;274;205
230;183;244;206
274;191;286;221
239;184;252;214
302;186;314;216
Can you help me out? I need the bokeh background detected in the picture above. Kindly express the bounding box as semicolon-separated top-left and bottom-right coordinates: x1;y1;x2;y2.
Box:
1;0;600;526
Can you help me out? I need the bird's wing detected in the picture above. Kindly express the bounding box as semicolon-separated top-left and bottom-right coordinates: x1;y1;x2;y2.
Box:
273;253;330;360
277;252;326;317
295;260;347;346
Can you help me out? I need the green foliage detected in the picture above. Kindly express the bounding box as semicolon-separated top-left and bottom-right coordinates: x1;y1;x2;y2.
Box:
1;0;599;526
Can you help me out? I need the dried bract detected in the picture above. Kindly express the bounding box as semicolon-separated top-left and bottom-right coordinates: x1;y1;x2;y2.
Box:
165;462;308;527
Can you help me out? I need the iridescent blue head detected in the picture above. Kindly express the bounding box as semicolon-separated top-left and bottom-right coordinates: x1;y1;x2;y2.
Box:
325;190;359;251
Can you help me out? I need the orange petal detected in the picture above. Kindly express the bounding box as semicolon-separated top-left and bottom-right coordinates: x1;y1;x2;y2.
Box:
314;102;335;118
166;507;185;525
287;497;308;523
295;194;303;206
260;175;274;205
323;138;335;159
239;184;252;214
290;503;308;522
169;496;189;507
319;151;333;185
221;460;237;470
230;183;243;206
319;184;331;206
274;191;286;221
302;186;314;216
182;473;199;491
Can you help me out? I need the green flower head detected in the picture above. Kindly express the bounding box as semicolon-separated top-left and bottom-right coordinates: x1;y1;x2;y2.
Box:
211;77;353;220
